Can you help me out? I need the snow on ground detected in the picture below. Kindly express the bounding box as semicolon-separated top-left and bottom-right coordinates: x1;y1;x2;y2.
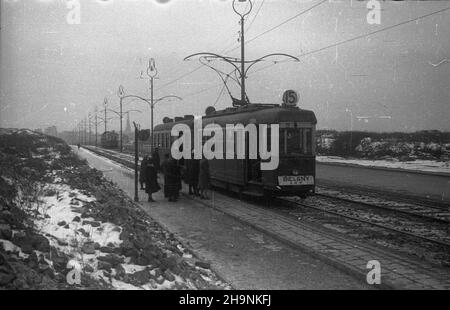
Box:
0;240;29;259
317;156;450;175
17;179;197;290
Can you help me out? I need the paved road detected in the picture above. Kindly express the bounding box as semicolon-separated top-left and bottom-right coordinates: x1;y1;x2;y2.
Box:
75;147;370;289
317;163;450;203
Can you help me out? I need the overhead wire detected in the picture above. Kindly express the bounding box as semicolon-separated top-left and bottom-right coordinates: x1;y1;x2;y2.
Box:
249;6;450;76
159;0;326;93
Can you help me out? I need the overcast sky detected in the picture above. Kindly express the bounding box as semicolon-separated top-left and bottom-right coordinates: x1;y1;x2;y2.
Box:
1;0;449;133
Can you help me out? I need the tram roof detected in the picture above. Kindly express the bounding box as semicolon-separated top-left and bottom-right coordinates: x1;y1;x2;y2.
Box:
154;104;317;131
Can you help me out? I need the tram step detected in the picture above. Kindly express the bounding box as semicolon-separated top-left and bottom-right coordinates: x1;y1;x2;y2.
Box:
241;189;265;197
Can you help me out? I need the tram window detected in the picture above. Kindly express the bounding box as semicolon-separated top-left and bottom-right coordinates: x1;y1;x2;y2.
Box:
280;127;313;155
286;128;302;155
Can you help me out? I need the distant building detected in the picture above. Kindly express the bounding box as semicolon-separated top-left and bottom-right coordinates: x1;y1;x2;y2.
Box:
44;126;57;137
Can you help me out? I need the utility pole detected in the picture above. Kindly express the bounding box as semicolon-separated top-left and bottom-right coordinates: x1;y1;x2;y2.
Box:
103;97;108;134
78;122;81;144
95;107;98;147
88;113;92;145
147;58;157;152
107;104;142;152
118;86;125;152
84;118;87;145
184;0;299;107
236;1;248;105
117;79;181;153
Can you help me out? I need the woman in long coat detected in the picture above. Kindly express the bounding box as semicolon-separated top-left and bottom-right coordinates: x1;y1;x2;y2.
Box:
198;158;210;200
139;156;148;190
145;158;160;202
185;156;200;196
151;147;161;173
161;154;181;202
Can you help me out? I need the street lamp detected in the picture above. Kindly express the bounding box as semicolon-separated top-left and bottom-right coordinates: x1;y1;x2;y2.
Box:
147;58;158;151
118;82;182;151
117;85;125;152
103;97;108;134
107;105;142;152
184;0;299;106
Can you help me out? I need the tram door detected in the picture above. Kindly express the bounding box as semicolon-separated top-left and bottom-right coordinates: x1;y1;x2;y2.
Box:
246;129;261;183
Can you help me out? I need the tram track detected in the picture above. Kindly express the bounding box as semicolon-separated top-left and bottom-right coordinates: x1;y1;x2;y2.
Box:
78;145;450;289
314;190;450;225
81;145;450;267
278;196;450;249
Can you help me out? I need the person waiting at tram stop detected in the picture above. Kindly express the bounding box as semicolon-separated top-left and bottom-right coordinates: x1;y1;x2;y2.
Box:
161;153;181;202
139;155;149;190
144;157;160;202
185;150;200;196
198;156;210;200
152;146;161;173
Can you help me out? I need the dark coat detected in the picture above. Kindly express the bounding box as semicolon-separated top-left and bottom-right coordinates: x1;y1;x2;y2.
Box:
162;158;181;197
152;149;161;172
198;159;210;190
145;164;160;194
185;159;200;186
139;157;148;183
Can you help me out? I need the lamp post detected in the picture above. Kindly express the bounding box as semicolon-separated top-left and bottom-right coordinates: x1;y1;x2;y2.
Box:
95;107;98;147
103;97;108;134
147;58;158;151
83;118;87;145
107;107;142;151
118;85;125;152
88;113;92;145
117;82;182;152
184;0;299;106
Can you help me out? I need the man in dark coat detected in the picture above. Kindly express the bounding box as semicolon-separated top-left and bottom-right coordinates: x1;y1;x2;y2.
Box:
152;147;161;173
145;157;160;202
139;156;148;190
185;154;200;196
161;154;181;202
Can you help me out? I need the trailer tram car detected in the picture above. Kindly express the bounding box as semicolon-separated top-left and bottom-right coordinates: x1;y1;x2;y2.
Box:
153;102;317;198
101;131;119;149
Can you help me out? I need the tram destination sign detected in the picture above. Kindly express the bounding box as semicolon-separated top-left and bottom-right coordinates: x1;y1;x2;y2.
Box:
278;175;314;186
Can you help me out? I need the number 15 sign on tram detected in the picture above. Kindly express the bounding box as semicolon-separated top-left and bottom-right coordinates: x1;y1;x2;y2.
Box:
282;89;299;107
